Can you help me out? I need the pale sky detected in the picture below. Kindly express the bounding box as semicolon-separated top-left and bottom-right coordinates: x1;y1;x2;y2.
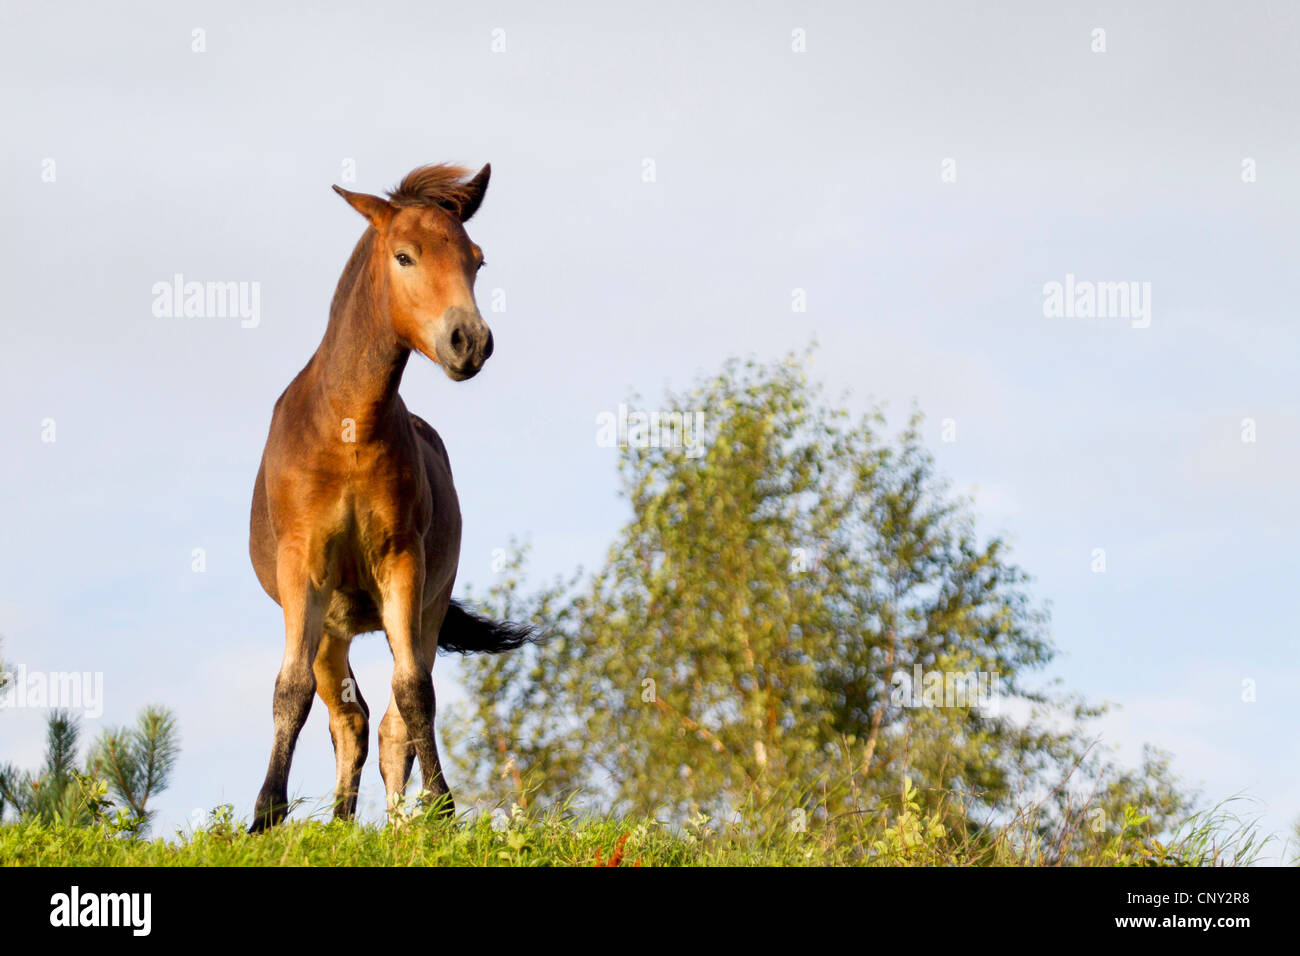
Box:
1;1;1296;860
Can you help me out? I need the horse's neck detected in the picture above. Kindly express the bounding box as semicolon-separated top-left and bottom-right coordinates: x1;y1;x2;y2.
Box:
310;240;410;435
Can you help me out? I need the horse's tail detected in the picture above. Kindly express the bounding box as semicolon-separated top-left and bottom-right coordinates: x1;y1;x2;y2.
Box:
437;600;537;654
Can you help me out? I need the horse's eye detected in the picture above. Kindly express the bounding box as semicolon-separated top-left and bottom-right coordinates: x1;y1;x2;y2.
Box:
395;253;414;267
477;259;486;271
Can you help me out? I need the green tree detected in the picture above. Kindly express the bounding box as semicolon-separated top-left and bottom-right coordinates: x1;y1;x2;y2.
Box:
0;711;89;824
448;351;1192;857
1;705;179;830
0;639;18;821
88;705;180;829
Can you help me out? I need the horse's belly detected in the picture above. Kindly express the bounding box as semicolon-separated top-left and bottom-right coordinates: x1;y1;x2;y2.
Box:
325;587;383;637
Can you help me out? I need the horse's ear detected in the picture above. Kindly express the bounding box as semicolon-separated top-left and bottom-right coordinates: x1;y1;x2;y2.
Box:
457;164;491;222
332;185;392;227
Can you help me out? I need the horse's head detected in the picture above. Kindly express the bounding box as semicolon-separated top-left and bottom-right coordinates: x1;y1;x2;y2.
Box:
333;164;493;381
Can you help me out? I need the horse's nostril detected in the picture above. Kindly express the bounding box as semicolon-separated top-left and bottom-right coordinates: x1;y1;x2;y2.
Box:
483;330;494;360
450;327;466;354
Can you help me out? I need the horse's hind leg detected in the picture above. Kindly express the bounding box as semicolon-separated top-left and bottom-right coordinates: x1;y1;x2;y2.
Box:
413;594;454;816
314;629;368;820
377;690;453;818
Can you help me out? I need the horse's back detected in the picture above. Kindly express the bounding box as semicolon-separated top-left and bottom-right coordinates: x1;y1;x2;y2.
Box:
249;456;279;603
409;412;451;473
409;411;462;604
248;379;306;606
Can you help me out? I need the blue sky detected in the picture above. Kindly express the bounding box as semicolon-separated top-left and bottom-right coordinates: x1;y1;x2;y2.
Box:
1;1;1296;859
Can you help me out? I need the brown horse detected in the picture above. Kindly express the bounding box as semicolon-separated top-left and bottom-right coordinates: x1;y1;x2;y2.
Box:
247;163;531;832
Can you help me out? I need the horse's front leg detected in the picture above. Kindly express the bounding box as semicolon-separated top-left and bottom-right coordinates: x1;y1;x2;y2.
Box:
250;548;330;832
379;550;454;817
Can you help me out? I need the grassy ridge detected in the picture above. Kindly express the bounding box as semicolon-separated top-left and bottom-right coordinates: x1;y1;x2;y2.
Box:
1;816;807;867
0;796;1269;867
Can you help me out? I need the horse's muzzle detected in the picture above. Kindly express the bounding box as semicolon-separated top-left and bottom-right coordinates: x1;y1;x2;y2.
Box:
436;308;493;380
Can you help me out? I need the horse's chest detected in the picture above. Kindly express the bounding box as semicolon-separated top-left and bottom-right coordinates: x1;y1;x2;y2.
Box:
350;479;430;544
331;449;426;527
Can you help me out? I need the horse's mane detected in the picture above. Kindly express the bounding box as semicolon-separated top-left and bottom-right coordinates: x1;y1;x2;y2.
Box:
328;229;375;324
386;164;478;210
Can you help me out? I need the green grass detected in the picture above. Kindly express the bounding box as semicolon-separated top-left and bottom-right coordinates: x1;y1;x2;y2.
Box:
0;813;812;867
0;794;1272;867
0;774;1274;867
